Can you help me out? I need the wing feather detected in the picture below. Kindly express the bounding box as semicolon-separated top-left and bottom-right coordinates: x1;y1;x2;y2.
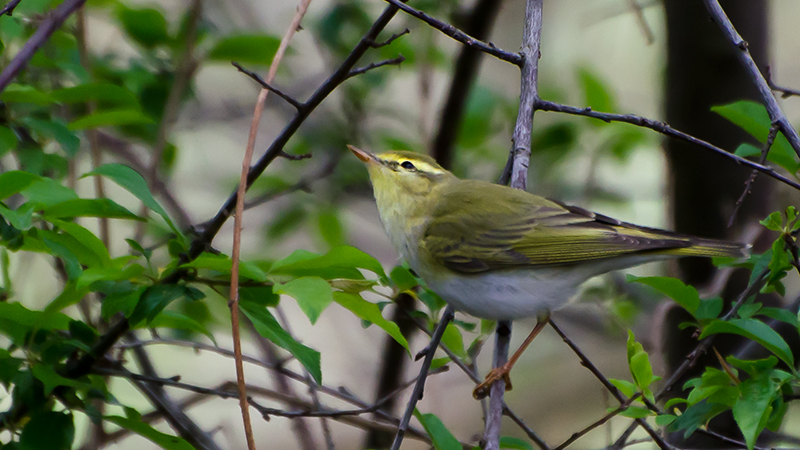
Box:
421;181;695;274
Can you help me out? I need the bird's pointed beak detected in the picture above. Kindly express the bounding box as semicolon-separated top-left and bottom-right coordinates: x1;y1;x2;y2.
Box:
348;145;375;164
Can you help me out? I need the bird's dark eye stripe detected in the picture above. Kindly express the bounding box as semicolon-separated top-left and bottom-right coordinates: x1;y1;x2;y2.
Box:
400;161;416;170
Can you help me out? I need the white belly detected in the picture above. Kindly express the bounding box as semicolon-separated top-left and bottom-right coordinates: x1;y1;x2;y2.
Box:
425;267;590;321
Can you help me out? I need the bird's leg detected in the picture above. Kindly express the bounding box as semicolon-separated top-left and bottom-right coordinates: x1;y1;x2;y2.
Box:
473;316;550;400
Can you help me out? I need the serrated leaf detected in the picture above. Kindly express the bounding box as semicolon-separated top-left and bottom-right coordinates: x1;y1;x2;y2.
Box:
333;292;409;353
700;319;794;368
208;34;281;65
240;301;321;383
276;277;333;324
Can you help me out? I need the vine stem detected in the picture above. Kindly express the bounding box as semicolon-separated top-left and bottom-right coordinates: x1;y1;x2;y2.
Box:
229;1;313;449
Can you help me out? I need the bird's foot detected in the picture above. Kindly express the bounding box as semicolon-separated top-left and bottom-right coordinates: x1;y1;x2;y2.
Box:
472;365;512;400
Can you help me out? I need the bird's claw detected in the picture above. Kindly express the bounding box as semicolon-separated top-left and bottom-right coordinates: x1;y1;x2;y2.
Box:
472;366;512;400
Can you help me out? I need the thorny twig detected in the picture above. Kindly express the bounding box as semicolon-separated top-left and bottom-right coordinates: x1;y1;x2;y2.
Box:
383;0;522;66
728;123;780;228
348;55;406;78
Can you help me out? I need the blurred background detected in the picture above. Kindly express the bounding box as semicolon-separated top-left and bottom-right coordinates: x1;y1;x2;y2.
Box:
2;0;800;448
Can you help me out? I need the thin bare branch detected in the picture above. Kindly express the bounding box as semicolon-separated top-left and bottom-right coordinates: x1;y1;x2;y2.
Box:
536;100;800;192
728;123;779;227
0;0;21;16
390;306;455;450
767;67;800;99
0;0;89;92
703;0;800;158
368;28;409;48
347;55;406;78
233;61;303;110
383;0;522;66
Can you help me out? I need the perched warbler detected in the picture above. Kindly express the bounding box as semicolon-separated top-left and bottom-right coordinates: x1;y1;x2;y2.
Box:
350;146;747;398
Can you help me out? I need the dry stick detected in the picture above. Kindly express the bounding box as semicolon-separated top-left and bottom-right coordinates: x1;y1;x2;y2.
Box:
480;1;543;450
229;1;313;448
383;0;521;66
702;0;800;158
535;100;800;192
390;305;455;450
625;0;654;45
728;124;779;228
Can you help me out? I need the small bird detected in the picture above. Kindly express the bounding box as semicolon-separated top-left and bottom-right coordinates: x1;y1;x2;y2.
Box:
349;146;748;399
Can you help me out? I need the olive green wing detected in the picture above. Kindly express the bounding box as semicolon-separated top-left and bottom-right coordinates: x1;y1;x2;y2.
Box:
421;181;736;274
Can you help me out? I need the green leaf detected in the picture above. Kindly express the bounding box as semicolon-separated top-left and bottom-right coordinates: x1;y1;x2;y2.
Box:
128;285;187;327
390;266;418;291
695;297;723;321
0;202;33;230
668;401;727;438
700;319;794;367
69;109;154;130
499;436;534;450
712;101;799;172
36;228;106;269
441;323;466;359
240;301;321;383
333;292;409;353
276;277;333;324
145;310;216;345
757;307;798;328
116;5;171;49
270;246;386;279
0;126;17;156
77;264;145;290
626;330;659;402
733;373;781;450
413;410;461;450
239;286;279;307
735;143;761;158
1;84;53;105
21;118;80;157
656;414;677;426
105;414;194;450
619;406;652;419
101;287;144;321
760;212;782;231
317;208;345;248
50;220;111;267
43;198;142;221
20;411;74;450
579;68;615;114
31;364;90;396
50;83;139;108
208;34;281;65
609;378;636;398
180;252;267;282
84;164;180;236
627;275;700;315
0;171;40;200
21;178;78;207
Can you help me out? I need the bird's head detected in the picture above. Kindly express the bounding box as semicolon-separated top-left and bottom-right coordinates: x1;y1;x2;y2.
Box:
348;146;456;204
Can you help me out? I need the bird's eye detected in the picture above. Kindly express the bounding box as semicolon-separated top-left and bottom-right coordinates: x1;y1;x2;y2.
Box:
400;161;416;170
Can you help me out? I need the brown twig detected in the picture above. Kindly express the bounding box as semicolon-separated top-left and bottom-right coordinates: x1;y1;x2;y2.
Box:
702;0;800;158
230;1;314;448
347;55;406;78
535;100;800;192
728;123;779;228
0;0;89;92
382;0;522;66
368;28;409;48
232;61;303;110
